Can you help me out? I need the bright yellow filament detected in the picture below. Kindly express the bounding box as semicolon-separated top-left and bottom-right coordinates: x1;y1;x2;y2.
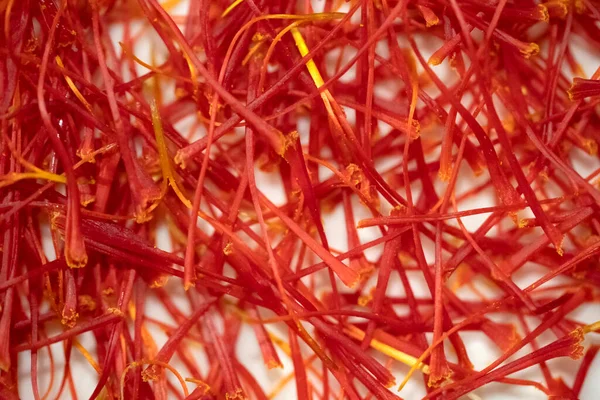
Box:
73;339;101;373
583;320;600;333
120;42;166;74
0;171;65;189
226;13;345;82
182;51;199;96
344;325;430;374
55;56;93;112
221;0;245;17
150;100;193;209
290;26;347;137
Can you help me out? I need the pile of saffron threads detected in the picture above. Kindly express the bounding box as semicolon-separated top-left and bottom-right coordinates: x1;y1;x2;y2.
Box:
2;0;600;398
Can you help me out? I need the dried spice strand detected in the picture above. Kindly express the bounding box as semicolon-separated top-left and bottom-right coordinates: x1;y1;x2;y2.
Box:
2;1;600;399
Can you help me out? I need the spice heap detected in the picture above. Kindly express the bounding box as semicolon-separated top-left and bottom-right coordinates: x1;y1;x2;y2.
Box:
2;0;600;398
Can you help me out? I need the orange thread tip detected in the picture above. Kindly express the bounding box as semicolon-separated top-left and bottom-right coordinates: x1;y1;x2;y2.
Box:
520;43;540;58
